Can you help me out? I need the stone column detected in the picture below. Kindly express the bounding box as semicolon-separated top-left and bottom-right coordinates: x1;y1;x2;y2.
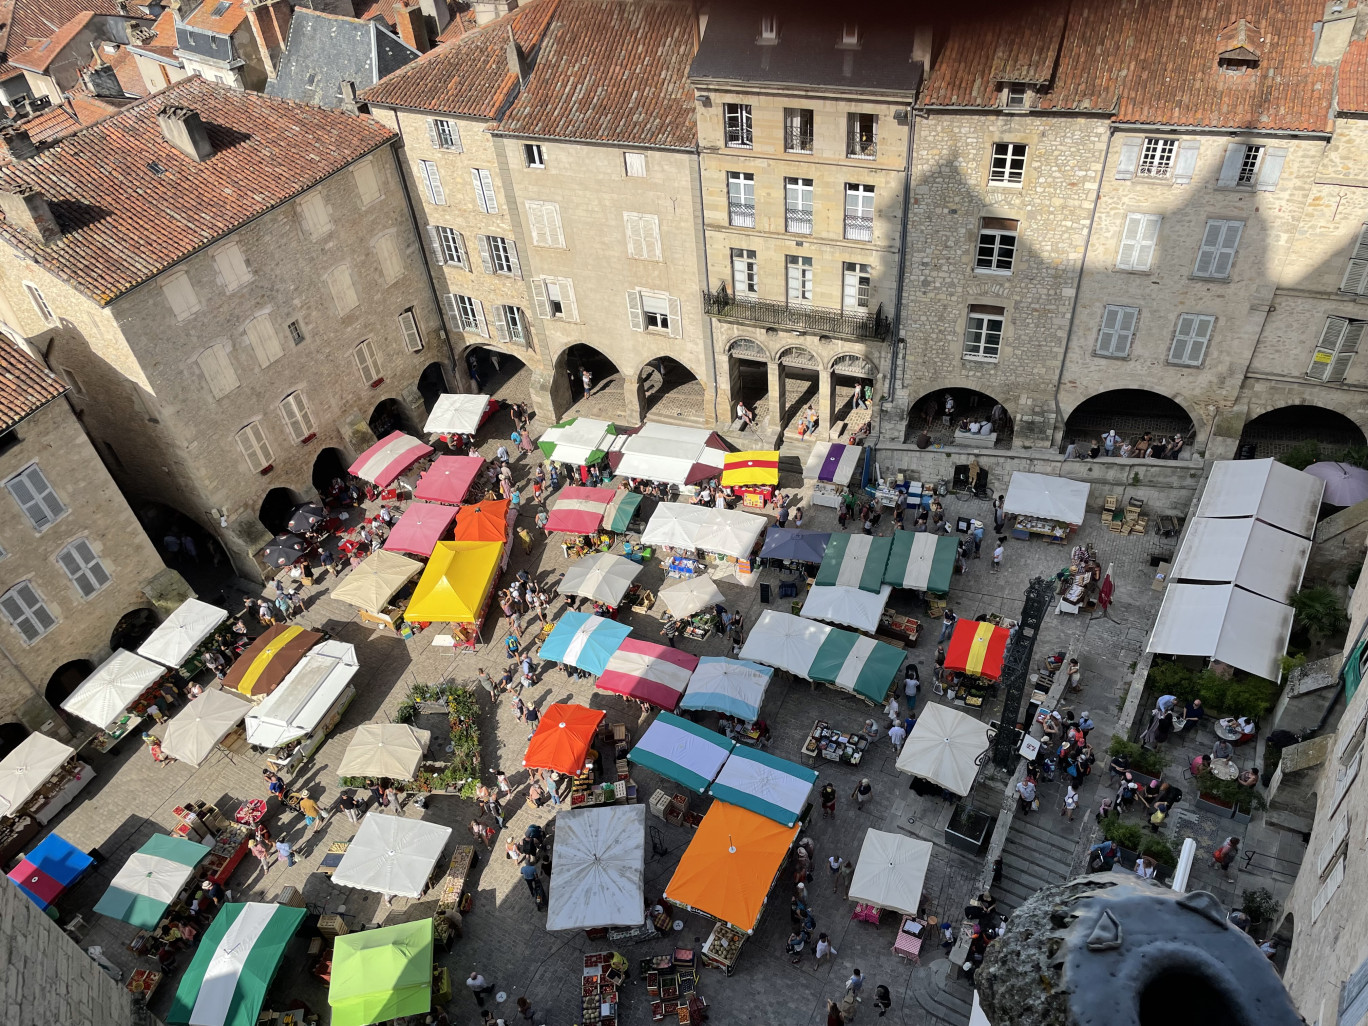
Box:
622;374;646;426
767;361;785;433
531;369;567;424
818;370;835;441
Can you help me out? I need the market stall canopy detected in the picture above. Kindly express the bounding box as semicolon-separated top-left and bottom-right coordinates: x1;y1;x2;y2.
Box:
1304;461;1368;507
452;499;512;542
0;733;74;816
546;486;617;534
759;528;831;564
678;658;773;722
166;902;306;1026
945;620;1010;681
628;712;733;793
664;800;798;933
329;919;433;1026
884;533;958;593
537;417;617;466
338;723;431;780
721;450;779;487
598;640;699;711
94;834;209;928
608;423;729;485
329;551;422;615
709;748;816;828
245;641;359;749
659;576;726;619
524;703;605;775
382;502;456;557
740;611;903;703
800;583;893;634
640;502;767;559
286;503;328;534
413;455;485;505
161;689;252;767
224;626;323;697
7;833;92;909
62;649;165;728
1146;582;1294;681
816;533;893;593
558;553;642;606
1195;458;1324;538
404;540;503;622
348;431;433;487
545;805;646;932
540;612;631;675
894;703;989;796
331;814;451;899
1003;472;1089;525
847;829;933;916
138;599;228;667
603;489;643;532
803;442;862;484
261;532;308;568
423;393;493;435
1170;518;1311;602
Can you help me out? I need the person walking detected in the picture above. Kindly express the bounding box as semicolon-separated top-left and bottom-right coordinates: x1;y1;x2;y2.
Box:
476;668;497;701
521;862;546;905
1061;784;1079;821
516;996;536;1021
827;855;846;890
939;608;957;644
992;539;1005;573
813;932;837;965
249;838;272;873
298;793;326;833
846;968;865;1002
525;703;541;737
1016;776;1037;814
339;792;361;823
820;782;837;818
851;778;873;811
484;793;506;829
1212;836;1240;872
274;838;295;868
837;858;855;898
888;721;906;752
467;971;497;1008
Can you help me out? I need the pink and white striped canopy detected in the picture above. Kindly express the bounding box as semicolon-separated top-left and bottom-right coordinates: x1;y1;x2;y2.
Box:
597;639;699;711
349;431;433;487
545;486;617;534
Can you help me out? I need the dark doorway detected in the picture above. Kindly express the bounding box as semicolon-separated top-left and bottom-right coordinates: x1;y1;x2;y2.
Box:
560;343;621;402
418;361;449;411
905;388;1013;448
45;659;94;711
109;607;158;651
1063;389;1194;457
369;397;408;439
312;447;349;494
0;721;29;760
464;347;526;395
258;487;301;536
1237;405;1367;464
641;356;703;418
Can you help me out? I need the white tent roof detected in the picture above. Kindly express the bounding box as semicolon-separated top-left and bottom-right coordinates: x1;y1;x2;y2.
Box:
161;689;252;766
610;423;727;484
640;503;767;559
539;417;617;464
660;576;727;618
244;641;359;749
330;815;451;898
1170;518;1310;602
61;650;165;729
1147;583;1294;680
894;703;989;796
545;805;646;931
558;553;642;606
423;393;491;435
800;584;892;633
0;733;74;817
337;723;431;780
136;599;227;667
739;610;830;677
1195;458;1324;539
847;829;933;916
1003;472;1090;524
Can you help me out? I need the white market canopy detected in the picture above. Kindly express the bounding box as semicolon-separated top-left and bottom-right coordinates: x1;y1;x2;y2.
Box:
538;417;618;466
609;423;728;485
801;584;893;633
1003;472;1090;525
337;723;431;780
161;689;252;767
659;576;727;619
423;393;492;435
545;805;646;931
1170;518;1311;603
847;829;933;916
558;552;642;607
137;599;227;668
1195;458;1324;539
330;815;451;899
244;641;359;750
0;733;74;817
803;442;863;484
678;658;773;722
62;650;165;729
894;703;989;796
640;503;767;559
1147;582;1294;681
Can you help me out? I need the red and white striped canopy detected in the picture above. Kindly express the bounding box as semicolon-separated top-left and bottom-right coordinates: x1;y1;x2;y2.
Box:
349;431;433;487
597;639;699;711
545;486;617;534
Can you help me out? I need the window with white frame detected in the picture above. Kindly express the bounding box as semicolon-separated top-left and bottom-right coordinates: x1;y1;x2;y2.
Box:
844;183;875;241
840;21;860;45
624;212;661;260
624;152;647;177
374;233;405;284
760;15;778;41
1193;219;1243;278
786;254;813;304
1116;212;1161;271
626;290;682;337
326;265;359;314
1341;225;1368;295
427;118;461;151
280;391;316;443
6;464;65;531
1004;84;1029;109
24;283;54;324
988;142;1027;185
470;168;498;213
398;309;423;352
1219;142;1263;186
964;305;1004;361
784;108;814;153
732;248;758;295
244;313;283;367
727;171;755;227
298;192;332;238
640;293;673;332
160;271;201;321
446;294;488;336
197;343;239;398
1308;316;1365;382
724;103;753;148
524;143;545;168
1095;305;1138;357
532;277;577;321
842;262;871;313
1137;138;1176;178
494;305;528;345
427;225;467;268
975;217;1018;273
525;201;565;248
213;242;252;292
785;178;813;234
846;112;877;159
0;581;55;643
1169;313;1214;366
478;235;520;276
353;339;382;386
235;420;273;471
418;159;445;205
352;158;382;207
287;321;305;346
57;539;110;599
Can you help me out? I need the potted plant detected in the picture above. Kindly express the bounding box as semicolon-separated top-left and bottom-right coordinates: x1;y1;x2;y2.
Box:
1108;736;1166;778
1241;887;1280;940
1196;770;1266;822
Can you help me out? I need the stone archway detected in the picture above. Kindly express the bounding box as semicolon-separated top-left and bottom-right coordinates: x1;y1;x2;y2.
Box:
777;344;820;436
1063;389;1198;458
553;343;628;421
1237;405;1367;464
368;397;410;439
725;337;770;426
417;361;450;411
830;353;879;435
109;607;158;651
905;387;1014;448
258;486;302;536
0;721;29;760
45;659;93;712
640;356;705;422
312;447;350;495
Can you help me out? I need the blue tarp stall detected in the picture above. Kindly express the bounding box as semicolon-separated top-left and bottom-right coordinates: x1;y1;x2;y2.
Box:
759;528;832;564
708;747;817;828
539;612;632;675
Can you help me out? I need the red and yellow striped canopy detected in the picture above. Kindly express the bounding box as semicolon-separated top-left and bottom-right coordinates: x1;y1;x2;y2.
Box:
945;620;1010;680
721;450;779;487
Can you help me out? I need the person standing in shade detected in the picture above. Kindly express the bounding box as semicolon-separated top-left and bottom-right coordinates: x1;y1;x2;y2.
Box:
820;782;837;818
851;778;873;811
813;932;837;965
904;665;920;710
339;792;361;823
939;608;957;644
521;862;546;905
467;971;496;1008
837;858;855;898
274;838;295;868
888;721;907;753
1016;776;1037;814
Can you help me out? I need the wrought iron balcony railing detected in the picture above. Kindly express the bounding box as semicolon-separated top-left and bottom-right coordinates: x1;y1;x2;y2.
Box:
785;208;813;234
844;215;873;242
702;286;891;342
728;202;755;228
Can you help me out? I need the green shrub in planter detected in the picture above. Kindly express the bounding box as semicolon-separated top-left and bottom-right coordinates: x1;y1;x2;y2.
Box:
1241;887;1280;925
1101;818;1145;852
1146;660;1196;698
1141;836;1178;867
1107;736;1166;777
394;700;417;725
1197;769;1267;810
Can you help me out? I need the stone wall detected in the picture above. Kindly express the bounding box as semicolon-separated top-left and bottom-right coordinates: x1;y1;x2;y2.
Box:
1306;498;1368;588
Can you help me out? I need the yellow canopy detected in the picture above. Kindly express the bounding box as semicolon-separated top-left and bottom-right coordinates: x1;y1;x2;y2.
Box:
404;540;503;623
721;451;780;487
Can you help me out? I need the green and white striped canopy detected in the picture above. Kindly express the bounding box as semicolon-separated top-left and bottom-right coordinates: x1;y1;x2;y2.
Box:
94;834;209;929
167;903;306;1026
884;533;958;594
537;418;617;466
739;610;903;703
816;534;893;593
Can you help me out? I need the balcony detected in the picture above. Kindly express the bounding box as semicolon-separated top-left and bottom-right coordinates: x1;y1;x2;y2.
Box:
844;215;873;242
702;285;891;342
784;127;813;153
728;203;755;228
785;208;813;235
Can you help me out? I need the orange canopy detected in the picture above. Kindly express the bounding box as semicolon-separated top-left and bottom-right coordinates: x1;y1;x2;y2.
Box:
664;801;798;933
522;703;605;775
453;500;511;542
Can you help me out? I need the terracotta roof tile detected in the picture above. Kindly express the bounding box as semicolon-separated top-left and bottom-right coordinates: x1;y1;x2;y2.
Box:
0;336;67;433
10;11;95;72
1338;37;1368;113
0;77;395;305
66;91;124;123
20;103;82;143
184;0;247;34
0;0;124;70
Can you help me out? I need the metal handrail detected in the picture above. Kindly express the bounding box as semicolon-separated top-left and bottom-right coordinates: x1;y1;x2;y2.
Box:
701;285;891;341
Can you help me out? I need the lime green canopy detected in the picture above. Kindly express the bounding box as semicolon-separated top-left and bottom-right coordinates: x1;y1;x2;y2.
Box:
329;918;434;1026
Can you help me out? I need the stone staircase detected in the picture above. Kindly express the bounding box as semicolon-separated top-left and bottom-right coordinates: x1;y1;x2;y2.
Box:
994;811;1079;913
909;957;976;1025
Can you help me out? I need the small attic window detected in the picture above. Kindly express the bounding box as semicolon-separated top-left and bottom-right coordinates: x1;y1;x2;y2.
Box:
759;16;778;43
148;160;167;175
212;1;231;16
1004;84;1030;109
1216;18;1262;72
840;22;860;47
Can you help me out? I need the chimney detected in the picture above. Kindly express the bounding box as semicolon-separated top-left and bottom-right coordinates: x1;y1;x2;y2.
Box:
114;0;128;13
243;0;293;81
338;80;359;114
1;129;37;161
11;96;30;119
472;1;516;28
158;104;215;161
0;184;62;245
419;0;452;33
83;44;125;99
913;25;933;75
394;3;430;53
506;29;528;85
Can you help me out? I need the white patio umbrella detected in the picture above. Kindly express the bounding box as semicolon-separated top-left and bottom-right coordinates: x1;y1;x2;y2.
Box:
0;733;74;816
659;576;726;618
423;393;492;435
160;689;252;767
894;703;989;796
330;814;452;898
546;806;646;931
558;553;642;607
61;650;165;729
137;598;228;667
847;829;933;916
337;723;431;780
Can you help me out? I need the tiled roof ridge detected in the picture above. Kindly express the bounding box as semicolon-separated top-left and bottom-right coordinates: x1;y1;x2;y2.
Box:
0;335;68;433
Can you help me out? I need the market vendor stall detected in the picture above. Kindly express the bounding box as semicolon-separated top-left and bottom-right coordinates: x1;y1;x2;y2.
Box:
166;902;306;1026
759;528;831;565
884;533;957;594
546;486;618;534
894;703;990;796
641;503;767;560
629;712;733;793
678;658;773;721
657;576;724;620
338;723;430;781
538;417;618;466
803;442;863;508
608;423;729;485
452;499;513;542
722;450;780;509
945;619;1010;680
245;640;359;773
7;833;93;909
540;612;632;675
349;431;433;488
413;455;485;505
94;834;210;928
847;829;932;917
816;533;893;592
1003;472;1088;541
800;720;872;766
404;539;503;633
603;489;643;533
524;703;606;775
560;553;643;607
740;610;903;704
546;805;647;932
62;649;166;735
137;598;228;669
423;393;494;436
708;748;815;828
328;918;434;1026
331;814;451;899
597;640;699;711
0;746;94;866
160;689;252;767
801;583;893;634
382;502;456;557
0;733;77;817
224;626;322;697
330;550;422;618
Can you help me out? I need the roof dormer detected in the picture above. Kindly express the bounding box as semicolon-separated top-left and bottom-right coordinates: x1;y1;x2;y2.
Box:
1217;19;1262;71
